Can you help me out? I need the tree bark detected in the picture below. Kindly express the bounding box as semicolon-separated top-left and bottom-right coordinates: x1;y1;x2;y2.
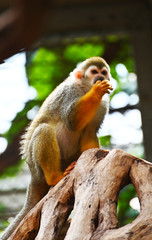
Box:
8;148;152;240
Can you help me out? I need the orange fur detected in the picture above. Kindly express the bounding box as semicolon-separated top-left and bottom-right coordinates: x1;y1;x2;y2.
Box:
74;82;106;131
81;140;99;152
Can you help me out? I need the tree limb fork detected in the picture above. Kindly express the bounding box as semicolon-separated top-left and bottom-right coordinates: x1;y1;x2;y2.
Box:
8;148;152;240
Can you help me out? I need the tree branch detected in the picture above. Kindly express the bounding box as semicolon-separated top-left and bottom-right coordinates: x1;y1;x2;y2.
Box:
8;149;152;240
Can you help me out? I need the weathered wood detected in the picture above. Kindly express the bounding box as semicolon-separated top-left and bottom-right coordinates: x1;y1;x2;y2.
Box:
8;149;152;240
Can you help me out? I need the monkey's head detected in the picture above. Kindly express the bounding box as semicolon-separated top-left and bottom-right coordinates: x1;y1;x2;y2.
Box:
71;57;111;87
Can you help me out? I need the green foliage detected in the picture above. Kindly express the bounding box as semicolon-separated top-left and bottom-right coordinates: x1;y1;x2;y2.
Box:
117;184;139;226
64;43;105;63
3;100;41;142
1;100;42;178
0;203;9;232
106;35;119;43
0;161;24;179
117;42;135;72
34;48;57;63
99;135;111;147
26;49;58;100
0;219;9;232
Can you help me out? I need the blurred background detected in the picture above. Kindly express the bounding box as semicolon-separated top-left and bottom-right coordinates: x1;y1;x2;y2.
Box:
0;0;151;233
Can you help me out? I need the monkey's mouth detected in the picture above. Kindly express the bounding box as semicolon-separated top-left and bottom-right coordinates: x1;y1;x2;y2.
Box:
94;76;105;84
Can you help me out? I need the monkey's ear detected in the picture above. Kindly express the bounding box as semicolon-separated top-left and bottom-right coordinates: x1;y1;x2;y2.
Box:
74;70;82;79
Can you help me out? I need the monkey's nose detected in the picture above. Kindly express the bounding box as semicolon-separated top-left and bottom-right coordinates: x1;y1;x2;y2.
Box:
94;76;105;84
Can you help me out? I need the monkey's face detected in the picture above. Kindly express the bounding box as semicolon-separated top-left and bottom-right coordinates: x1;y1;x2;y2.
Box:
84;65;111;87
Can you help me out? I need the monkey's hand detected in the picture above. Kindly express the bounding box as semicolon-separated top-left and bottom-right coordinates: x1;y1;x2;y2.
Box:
93;80;113;99
74;80;113;131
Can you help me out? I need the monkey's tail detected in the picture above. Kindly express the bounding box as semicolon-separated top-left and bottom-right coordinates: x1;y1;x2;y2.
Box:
1;178;48;240
0;204;31;240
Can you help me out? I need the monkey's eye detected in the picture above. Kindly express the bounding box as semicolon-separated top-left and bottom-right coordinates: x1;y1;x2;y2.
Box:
91;69;98;74
101;70;108;76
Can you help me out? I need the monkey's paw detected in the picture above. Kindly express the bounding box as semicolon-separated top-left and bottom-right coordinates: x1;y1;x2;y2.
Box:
63;161;76;176
94;80;113;96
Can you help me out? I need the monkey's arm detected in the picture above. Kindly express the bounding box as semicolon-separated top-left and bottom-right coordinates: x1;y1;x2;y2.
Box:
73;80;113;131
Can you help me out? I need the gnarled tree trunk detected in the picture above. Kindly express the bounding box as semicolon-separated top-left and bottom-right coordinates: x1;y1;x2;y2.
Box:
8;149;152;240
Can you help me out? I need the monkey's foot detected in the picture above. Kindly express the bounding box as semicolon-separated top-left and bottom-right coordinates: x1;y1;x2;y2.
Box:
64;161;76;176
45;172;64;186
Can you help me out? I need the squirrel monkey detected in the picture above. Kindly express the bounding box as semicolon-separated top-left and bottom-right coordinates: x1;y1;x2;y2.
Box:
2;56;113;239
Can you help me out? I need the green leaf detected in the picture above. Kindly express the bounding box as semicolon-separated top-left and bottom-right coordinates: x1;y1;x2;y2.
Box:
99;135;111;147
117;184;139;226
64;43;105;63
